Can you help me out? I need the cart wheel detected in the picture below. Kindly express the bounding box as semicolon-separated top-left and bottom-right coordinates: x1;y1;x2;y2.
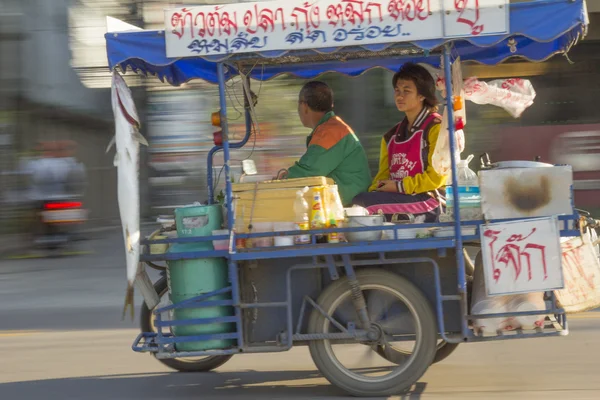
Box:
375;340;459;365
430;341;459;363
308;269;437;397
140;277;233;372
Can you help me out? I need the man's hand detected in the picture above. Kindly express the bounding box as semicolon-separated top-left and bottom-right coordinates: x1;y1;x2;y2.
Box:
376;180;400;193
275;169;289;180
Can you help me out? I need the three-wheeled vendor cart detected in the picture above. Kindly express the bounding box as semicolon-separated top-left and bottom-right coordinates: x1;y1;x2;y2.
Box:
105;0;592;396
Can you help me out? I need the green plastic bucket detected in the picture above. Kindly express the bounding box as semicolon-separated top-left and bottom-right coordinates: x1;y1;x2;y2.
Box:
167;204;235;351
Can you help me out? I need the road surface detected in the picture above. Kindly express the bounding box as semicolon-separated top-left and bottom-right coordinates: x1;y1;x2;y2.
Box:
1;229;599;399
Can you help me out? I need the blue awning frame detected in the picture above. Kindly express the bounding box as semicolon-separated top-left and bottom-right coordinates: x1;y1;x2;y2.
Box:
105;0;589;86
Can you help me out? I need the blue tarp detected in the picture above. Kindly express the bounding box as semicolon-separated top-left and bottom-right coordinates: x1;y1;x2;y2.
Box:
105;0;588;86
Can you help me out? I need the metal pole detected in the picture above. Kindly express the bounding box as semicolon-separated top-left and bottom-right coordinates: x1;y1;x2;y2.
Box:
442;44;468;337
207;148;216;205
216;63;245;349
207;75;252;205
216;63;234;231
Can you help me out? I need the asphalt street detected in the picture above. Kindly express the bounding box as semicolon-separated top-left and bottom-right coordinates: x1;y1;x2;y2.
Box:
1;230;599;400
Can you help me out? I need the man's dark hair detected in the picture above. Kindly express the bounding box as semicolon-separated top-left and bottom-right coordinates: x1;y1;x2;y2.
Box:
299;81;334;113
392;63;438;110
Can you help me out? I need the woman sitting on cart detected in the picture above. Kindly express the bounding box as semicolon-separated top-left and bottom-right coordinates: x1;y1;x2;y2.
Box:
352;63;446;222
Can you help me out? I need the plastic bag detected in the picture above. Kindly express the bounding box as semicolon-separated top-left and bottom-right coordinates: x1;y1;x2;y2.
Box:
432;58;466;176
556;228;600;313
463;77;536;118
431;106;465;177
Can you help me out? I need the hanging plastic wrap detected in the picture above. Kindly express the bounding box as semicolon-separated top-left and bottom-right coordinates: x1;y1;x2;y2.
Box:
431;58;466;177
463;77;537;118
432;107;466;177
432;57;537;175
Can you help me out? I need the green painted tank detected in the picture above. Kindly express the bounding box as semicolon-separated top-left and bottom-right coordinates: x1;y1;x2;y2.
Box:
167;204;235;351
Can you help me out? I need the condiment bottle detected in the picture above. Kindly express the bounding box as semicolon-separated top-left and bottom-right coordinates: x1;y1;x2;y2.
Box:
326;186;344;243
310;188;327;243
293;187;310;245
327;216;340;244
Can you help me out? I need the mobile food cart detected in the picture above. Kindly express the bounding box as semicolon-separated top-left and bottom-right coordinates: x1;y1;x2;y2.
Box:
104;0;595;396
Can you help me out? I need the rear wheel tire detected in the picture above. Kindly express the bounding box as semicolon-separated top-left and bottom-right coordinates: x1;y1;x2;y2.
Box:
431;341;459;363
376;339;459;365
140;277;233;372
308;269;437;397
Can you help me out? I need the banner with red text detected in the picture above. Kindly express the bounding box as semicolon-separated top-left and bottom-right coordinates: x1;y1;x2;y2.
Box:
164;0;509;58
556;233;600;313
481;217;564;296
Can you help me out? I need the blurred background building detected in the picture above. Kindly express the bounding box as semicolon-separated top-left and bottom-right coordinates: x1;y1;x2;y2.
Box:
1;0;600;235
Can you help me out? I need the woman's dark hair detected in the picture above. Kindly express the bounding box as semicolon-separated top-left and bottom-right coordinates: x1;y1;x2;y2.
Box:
299;81;334;113
392;63;438;110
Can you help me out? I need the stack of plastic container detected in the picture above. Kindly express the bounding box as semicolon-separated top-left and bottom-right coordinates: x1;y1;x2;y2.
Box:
443;154;482;221
471;253;546;334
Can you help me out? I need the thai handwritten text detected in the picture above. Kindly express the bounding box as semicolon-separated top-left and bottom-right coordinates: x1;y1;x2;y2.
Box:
561;240;597;301
291;2;321;33
484;228;549;285
187;33;268;55
243;4;286;34
169;0;431;41
388;0;431;22
326;0;384;27
171;7;239;39
165;0;508;57
286;30;328;45
332;24;406;41
454;0;483;35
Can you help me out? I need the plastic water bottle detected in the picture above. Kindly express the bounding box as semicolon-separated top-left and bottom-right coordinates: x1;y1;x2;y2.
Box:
293;188;310;245
445;154;481;221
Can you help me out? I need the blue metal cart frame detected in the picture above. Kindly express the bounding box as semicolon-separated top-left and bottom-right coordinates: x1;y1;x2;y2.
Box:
105;0;590;395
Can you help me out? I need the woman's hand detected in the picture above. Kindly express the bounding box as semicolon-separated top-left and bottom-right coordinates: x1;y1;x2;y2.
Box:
376;180;399;193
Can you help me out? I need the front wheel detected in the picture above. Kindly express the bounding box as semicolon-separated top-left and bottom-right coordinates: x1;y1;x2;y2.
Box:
140;277;233;372
308;269;437;397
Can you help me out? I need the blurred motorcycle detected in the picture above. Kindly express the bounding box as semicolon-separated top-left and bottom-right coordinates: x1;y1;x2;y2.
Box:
35;197;88;250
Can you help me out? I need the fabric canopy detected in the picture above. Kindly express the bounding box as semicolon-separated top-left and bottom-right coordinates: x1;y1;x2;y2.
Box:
105;0;588;86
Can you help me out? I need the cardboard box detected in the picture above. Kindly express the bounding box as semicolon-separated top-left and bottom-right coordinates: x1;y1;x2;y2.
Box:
231;177;335;233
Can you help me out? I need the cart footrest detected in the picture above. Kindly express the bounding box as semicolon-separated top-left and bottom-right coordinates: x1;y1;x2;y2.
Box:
132;332;160;353
466;314;568;343
132;331;240;356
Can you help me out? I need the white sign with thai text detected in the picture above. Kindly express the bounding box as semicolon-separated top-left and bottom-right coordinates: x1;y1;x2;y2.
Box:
481;217;564;296
442;0;509;38
164;0;509;58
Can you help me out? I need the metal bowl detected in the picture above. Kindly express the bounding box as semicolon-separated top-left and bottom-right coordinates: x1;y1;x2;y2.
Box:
345;215;385;242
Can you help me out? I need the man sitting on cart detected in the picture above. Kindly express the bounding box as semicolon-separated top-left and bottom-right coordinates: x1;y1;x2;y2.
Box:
281;81;372;206
352;63;446;222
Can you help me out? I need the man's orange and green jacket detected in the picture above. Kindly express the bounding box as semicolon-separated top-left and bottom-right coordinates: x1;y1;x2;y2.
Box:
287;112;372;206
